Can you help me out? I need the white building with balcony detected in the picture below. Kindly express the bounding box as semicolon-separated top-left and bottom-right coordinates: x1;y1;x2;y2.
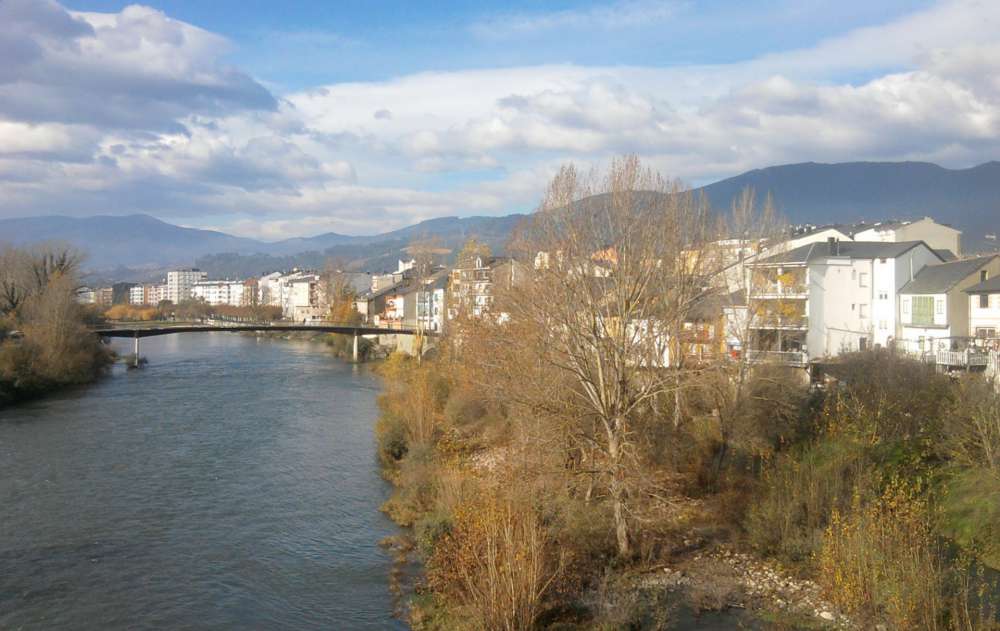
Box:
748;239;942;362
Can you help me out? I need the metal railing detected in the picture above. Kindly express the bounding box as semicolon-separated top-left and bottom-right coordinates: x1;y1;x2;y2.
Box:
745;350;809;367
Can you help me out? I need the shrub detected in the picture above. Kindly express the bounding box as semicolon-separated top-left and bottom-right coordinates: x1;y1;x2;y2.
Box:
817;482;946;630
428;489;561;631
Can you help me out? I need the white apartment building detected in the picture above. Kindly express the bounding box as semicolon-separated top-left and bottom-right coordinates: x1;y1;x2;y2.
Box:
128;285;145;305
166;269;207;303
748;239;942;360
191;280;248;307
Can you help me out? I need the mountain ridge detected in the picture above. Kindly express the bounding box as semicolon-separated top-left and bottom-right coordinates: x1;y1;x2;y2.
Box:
3;160;998;278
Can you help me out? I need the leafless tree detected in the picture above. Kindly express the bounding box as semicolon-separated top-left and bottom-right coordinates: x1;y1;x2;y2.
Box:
493;155;717;557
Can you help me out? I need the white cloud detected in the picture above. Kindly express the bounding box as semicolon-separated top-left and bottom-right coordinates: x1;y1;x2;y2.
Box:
1;0;999;238
470;0;683;39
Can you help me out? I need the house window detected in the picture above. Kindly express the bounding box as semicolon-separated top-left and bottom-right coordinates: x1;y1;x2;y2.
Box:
935;299;944;315
859;272;869;288
976;327;997;338
859;304;868;318
912;296;934;325
981;270;989;282
878;291;888;300
981;294;990;309
902;298;910;314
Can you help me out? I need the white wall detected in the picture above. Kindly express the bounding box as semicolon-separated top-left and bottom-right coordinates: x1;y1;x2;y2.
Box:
808;258;874;358
970;293;1000;336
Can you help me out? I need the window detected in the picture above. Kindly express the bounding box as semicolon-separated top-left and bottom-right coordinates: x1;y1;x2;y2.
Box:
935;299;944;315
981;270;989;282
902;298;910;314
859;272;869;288
878;291;888;300
912;296;934;325
976;327;996;338
859;303;868;318
981;294;990;309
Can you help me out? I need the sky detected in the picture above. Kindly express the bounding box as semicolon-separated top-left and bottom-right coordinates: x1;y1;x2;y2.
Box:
1;0;998;240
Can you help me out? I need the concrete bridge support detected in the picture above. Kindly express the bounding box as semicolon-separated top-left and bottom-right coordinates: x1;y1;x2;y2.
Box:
353;331;359;363
133;335;140;368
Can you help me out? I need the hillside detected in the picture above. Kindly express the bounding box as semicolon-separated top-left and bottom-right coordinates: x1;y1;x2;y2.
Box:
4;161;999;278
698;161;1000;250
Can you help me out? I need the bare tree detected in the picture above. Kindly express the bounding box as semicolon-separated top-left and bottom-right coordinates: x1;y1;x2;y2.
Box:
495;155;717;557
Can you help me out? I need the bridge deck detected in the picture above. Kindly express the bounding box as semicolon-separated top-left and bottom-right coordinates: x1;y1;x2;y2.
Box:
93;324;421;338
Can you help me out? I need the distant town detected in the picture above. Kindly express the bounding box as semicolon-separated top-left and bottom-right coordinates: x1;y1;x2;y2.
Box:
73;215;1000;375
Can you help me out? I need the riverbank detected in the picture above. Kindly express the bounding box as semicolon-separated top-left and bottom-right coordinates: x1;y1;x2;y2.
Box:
373;341;1000;630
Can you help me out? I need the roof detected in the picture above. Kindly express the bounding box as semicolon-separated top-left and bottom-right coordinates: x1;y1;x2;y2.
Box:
965;276;1000;294
934;249;958;262
755;240;935;265
900;255;997;294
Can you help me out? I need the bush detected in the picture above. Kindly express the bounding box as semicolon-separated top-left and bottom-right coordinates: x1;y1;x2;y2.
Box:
817;483;946;630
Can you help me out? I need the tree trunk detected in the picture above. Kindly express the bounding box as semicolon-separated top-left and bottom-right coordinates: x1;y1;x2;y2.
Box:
607;429;630;558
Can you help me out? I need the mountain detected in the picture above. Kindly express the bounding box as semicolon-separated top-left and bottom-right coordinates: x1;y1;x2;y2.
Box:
697;161;1000;250
4;161;999;278
0;214;267;270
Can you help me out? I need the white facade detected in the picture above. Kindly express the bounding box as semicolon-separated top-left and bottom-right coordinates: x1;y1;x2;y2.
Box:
969;293;1000;339
128;285;145;305
191;280;247;307
899;293;950;353
166;269;207;303
806;244;940;356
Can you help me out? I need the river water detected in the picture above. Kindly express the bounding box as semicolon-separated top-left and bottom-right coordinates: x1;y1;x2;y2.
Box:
0;333;406;630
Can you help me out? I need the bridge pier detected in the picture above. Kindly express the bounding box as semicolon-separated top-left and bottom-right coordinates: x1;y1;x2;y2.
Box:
353;331;359;363
133;335;140;368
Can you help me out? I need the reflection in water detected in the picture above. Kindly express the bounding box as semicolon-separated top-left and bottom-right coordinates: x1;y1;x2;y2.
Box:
0;333;405;630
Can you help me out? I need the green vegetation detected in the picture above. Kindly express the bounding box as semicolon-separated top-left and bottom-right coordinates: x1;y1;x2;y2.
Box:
1;246;114;407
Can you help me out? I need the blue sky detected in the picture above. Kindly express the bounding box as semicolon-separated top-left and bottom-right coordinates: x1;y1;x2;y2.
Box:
2;0;998;239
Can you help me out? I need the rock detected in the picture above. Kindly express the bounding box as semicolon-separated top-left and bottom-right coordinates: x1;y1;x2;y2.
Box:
818;611;835;621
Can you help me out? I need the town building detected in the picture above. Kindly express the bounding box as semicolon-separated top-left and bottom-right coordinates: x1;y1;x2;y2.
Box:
747;239;942;362
448;255;526;319
897;255;1000;355
128;285;145;305
965;277;1000;342
853;217;961;257
191;279;249;307
75;287;96;304
95;287;114;307
166;269;207;303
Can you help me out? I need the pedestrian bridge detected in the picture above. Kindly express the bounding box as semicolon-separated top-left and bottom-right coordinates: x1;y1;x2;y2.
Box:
93;321;423;363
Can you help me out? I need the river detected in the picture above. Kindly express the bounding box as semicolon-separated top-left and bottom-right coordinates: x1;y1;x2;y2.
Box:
0;333;406;630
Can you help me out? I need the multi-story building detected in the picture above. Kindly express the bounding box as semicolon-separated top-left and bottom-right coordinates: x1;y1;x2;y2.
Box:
191;279;248;307
95;287;114;307
128;285;145;305
448;255;525;319
146;283;168;305
897;255;1000;354
747;239;942;362
166;269;207;303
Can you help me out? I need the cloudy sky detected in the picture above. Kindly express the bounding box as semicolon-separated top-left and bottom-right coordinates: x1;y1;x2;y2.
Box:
2;0;998;239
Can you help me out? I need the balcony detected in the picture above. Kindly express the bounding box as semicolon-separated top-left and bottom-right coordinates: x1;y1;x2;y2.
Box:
936;350;989;368
746;350;809;367
749;316;809;330
750;283;809;299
